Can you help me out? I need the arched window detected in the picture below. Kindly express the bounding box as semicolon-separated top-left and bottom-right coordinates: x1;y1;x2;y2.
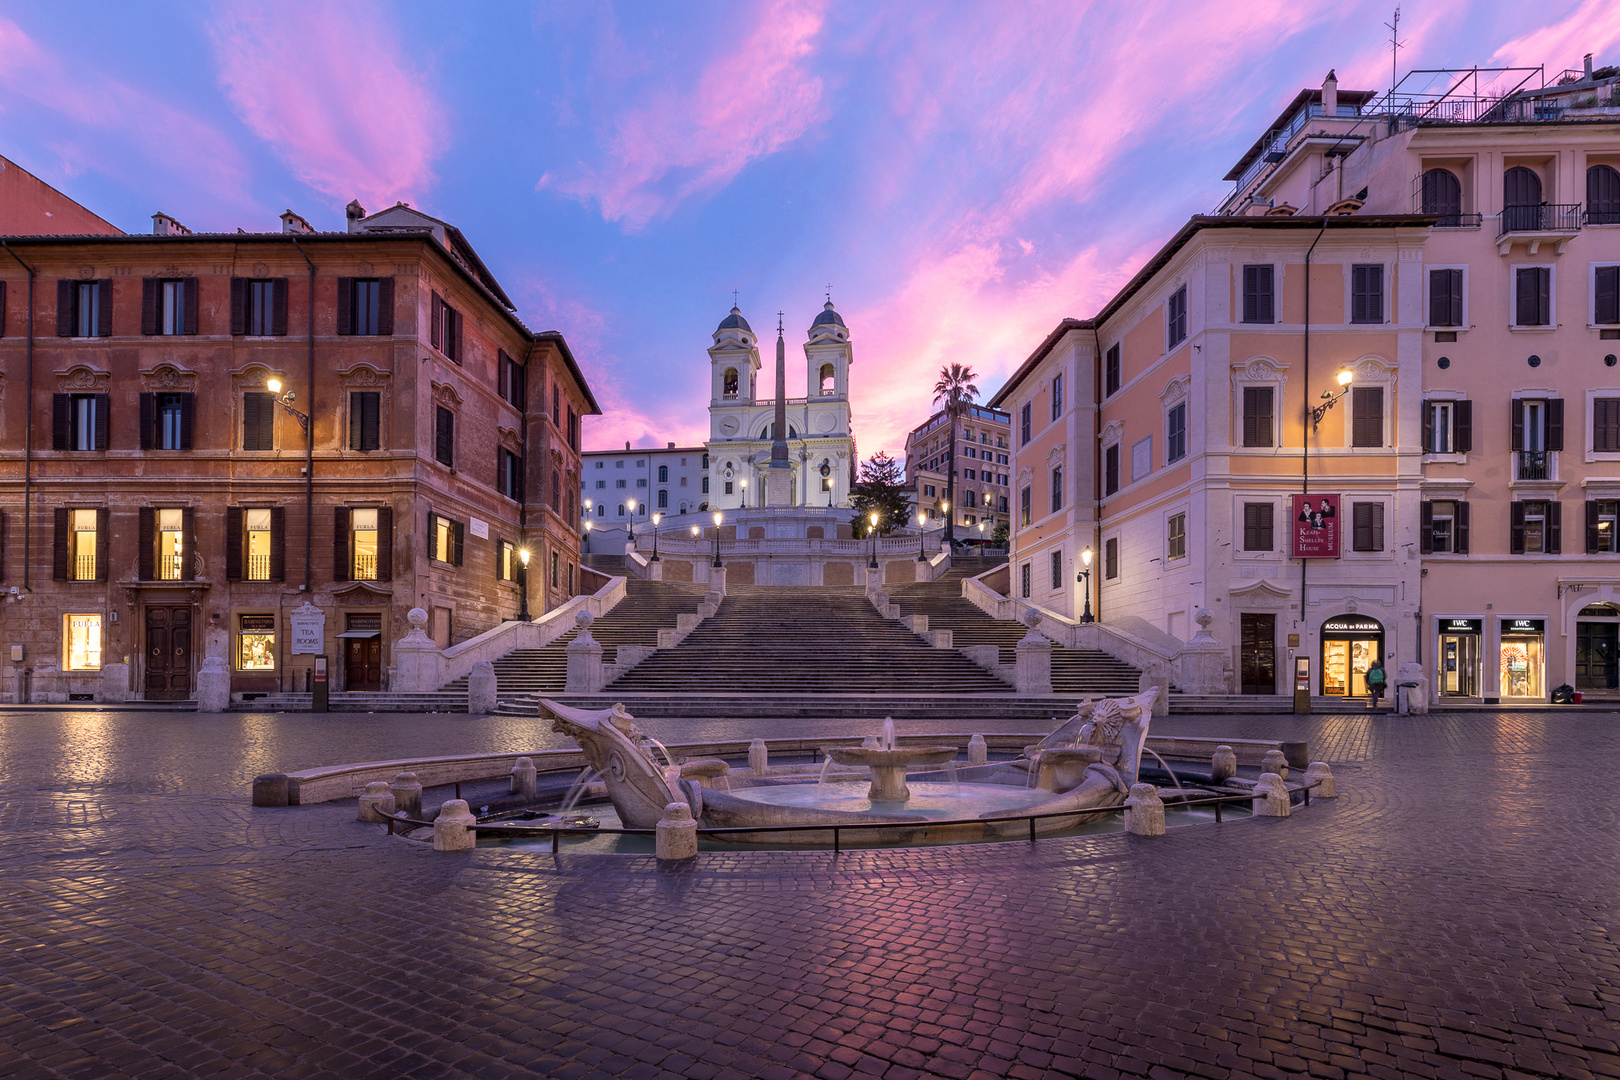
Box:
759;423;800;439
819;363;835;395
1589;164;1620;225
722;368;739;399
1420;168;1462;225
616;503;625;516
1503;166;1542;232
658;464;668;482
657;489;668;509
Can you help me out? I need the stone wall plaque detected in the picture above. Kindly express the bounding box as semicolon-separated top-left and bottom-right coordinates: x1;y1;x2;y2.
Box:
290;603;325;655
469;517;489;539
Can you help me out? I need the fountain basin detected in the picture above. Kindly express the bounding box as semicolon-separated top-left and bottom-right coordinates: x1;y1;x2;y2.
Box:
823;746;958;800
724;780;1054;819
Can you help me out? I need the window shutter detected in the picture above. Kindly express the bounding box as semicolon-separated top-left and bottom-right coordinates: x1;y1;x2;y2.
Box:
225;507;243;581
513;363;526;409
1421;399;1434;452
1538;267;1550;326
180;507;195;580
1511;399;1525;452
350;393;363;450
376;505;392;581
56;280;73;337
1255;387;1272;446
1515;269;1533;325
498;352;510;402
376;277;394;335
1260;503;1273;549
1447;269;1463;327
53;507;68;581
1420;501;1434;554
176;393;194;451
363;392;380;450
93;394;110;450
426;511;438;560
139;393;155;451
1510;502;1526;554
1427;270;1444;326
1351;266;1366;322
1548;398;1565;452
429;292;443;349
1457;502;1470;554
0;280;5;339
230;278;246;335
182;278;198;335
1588;500;1602;554
452;519;465;566
52;395;69;451
1352;387;1382;447
436;407;453;467
1243;503;1259;550
1548;501;1562;554
1353;503;1371;551
498;447;508;498
0;510;6;582
333;506;351;582
1597;266;1620;325
138;507;154;580
336;277;353;335
453;309;464;362
1371;502;1384;550
272;278;289;336
95;280;112;336
95;508;109;581
1455;400;1472;453
269;506;285;582
141;278;159;335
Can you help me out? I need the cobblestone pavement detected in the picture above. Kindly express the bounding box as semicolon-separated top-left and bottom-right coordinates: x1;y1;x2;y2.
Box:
1;708;1618;1080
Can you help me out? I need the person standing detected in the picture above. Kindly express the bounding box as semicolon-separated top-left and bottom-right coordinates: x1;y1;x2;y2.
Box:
1366;659;1387;709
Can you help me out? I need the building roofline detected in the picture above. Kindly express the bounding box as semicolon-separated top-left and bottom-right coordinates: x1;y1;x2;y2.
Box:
582;445;708;456
1223;87;1380;181
987;318;1090;408
532;330;602;416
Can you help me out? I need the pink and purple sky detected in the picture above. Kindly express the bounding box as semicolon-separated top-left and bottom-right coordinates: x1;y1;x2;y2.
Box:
2;1;1616;455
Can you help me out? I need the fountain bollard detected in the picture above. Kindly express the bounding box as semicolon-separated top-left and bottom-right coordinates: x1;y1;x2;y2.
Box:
1303;761;1336;797
1210;745;1237;783
1124;783;1165;836
433;799;477;851
747;739;769;776
655;802;698;861
390;772;423;818
968;735;988;768
1260;749;1289;780
510;757;538;801
1252;773;1291;817
357;781;397;822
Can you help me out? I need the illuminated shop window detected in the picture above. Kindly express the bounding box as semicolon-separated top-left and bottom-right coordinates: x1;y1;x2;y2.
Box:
238;615;276;671
64;614;102;671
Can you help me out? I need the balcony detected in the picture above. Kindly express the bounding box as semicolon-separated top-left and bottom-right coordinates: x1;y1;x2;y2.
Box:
1497;204;1582;255
1515;450;1553;481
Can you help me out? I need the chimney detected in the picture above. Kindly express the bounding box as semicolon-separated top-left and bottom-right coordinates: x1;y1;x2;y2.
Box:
625;441;631;451
1586;53;1595;80
345;199;367;233
667;442;675;450
151;212;191;236
1322;69;1339;115
280;209;314;234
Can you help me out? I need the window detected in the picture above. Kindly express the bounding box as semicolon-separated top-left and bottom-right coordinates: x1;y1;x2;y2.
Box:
1511;500;1560;555
435;406;454;468
234;278;287;336
497;448;524;501
352;508;382;578
1515;267;1551;326
237;615;276;671
242;392;275;451
658;465;668;482
1351;386;1384;447
553;469;561;508
57;279;111;338
64;614;102;671
1242;387;1273;447
1429;268;1463;327
964;468;976;481
1243;503;1273;551
428;511;464;566
142;278;198;336
553;382;561;425
1131;436;1152;482
1050;467;1063;514
1594;266;1619;325
1242;265;1274;323
1167;512;1186;560
636;478;646;488
1105;344;1121;396
1351;264;1384;323
1589;500;1620;553
347;391;381;451
1596;398;1620;453
1503;167;1543;231
724;481;733;495
58;509;103;582
1020;562;1031;599
616;479;626;489
1019;486;1031;526
1591;165;1620;225
156;508;186;580
1423;399;1472;453
723;368;739;399
1051;373;1063;420
1421;168;1463;225
1104;537;1118;580
701;476;709;493
140;392;194;451
1166;403;1187;464
499;353;526;410
498;539;516;582
1050;550;1062;590
657;489;668;509
964;447;976;460
1422;499;1468;554
1512;398;1564;453
53;393;109;451
1167;286;1187;348
567;407;577;450
244;508;275;581
1351;502;1385;552
596;504;605;517
1105;444;1119;496
1019;402;1031;445
428;291;461;359
595;479;606;489
339;278;393;336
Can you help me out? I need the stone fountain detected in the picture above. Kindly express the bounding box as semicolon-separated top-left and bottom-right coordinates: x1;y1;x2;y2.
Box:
823;718;956;801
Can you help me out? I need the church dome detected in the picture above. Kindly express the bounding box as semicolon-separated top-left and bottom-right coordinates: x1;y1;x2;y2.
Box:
811;301;845;329
717;305;753;333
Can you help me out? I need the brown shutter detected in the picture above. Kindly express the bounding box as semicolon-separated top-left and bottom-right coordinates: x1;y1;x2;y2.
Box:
1371;502;1384;550
179;393;195;450
141;278;159;334
1455;400;1472;453
1448;269;1463;326
138;507;155;580
453;309;464;362
269;506;285;581
1420;502;1434;554
56;279;73;336
1511;399;1525;451
1456;502;1470;554
1547;398;1565;452
376;505;392;581
498;351;509;401
0;279;6;339
0;510;6;581
1589;500;1602;554
182;278;199;335
1510;502;1526;554
429;292;442;349
336;277;353;335
426;512;438;561
93;394;110;450
139;393;155;451
1421;399;1433;452
1428;270;1446;327
96;280;112;336
497;446;507;497
230;278;246;335
1548;501;1562;555
333;506;351;582
495;536;507;583
53;507;68;581
452;519;464;566
94;508;108;581
1598;266;1620;325
225;507;243;581
376;277;394;335
181;507;195;579
272;278;289;336
1353;503;1371;551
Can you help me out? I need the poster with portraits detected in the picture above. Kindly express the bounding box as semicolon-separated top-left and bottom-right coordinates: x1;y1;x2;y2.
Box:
1291;493;1340;558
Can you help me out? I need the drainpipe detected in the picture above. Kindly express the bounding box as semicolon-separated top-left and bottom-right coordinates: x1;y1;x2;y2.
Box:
2;242;35;592
1301;219;1329;672
520;337;535;617
290;240;315;595
1091;323;1104;623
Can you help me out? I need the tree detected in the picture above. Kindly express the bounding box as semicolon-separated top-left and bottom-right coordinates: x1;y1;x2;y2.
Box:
932;362;979;544
849;452;911;537
991;520;1009;548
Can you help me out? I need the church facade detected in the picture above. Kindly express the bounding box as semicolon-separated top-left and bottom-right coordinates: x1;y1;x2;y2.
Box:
705;302;856;510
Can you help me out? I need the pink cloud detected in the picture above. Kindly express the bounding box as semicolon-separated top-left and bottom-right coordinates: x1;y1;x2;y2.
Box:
207;2;446;211
543;0;829;228
1491;0;1620;72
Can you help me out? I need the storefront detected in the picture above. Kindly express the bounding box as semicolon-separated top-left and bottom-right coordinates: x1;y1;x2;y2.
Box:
1498;618;1545;700
1576;603;1620;691
1320;614;1383;697
1436;618;1483;699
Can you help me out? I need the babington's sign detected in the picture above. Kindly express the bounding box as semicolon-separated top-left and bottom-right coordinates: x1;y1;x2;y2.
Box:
1290;494;1341;559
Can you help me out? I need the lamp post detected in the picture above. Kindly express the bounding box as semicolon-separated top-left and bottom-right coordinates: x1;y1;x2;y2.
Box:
650;512;662;561
868;510;880;569
1075;545;1095;624
916;511;928;561
820;459;832;507
1310;368;1356;430
711;511;723;567
939;500;949;552
582;498;593;555
518;547;531;621
739;477;748;509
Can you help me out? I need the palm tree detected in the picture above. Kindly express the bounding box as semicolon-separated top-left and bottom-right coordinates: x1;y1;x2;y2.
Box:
932;363;979;544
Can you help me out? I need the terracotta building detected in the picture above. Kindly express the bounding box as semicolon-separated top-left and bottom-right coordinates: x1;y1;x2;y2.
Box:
0;199;598;702
902;404;1011;538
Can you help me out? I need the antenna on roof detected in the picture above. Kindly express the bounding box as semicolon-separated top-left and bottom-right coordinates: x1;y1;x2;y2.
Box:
1383;8;1403;103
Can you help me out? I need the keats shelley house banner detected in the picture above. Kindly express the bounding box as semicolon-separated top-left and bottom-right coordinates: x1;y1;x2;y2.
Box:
1291;494;1341;559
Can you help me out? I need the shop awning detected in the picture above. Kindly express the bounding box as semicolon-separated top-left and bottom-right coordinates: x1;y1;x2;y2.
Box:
335;630;381;639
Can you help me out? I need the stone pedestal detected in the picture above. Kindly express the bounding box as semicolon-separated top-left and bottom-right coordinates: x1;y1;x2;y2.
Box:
1252;772;1291;817
566;611;604;693
1210;745;1237;783
1125;782;1166;836
1174;608;1228;694
391;608;441;693
196;656;231;713
967;735;988;767
252;773;290;807
390;772;423;818
99;662;129;704
1015;632;1053;696
1261;750;1289;780
1396;662;1429;714
467;660;497;714
747;739;769;775
655;801;698;860
766;468;793;508
358;781;397;821
433;799;477;851
1303;761;1336;797
510;757;538;801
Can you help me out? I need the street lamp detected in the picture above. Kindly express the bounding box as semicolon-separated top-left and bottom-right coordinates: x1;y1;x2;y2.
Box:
711;511;724;567
518;547;531;621
650;511;662;561
916;510;928;561
1075;545;1095;623
264;378;309;432
868;510;880;569
1310;368;1356;431
739;477;748;509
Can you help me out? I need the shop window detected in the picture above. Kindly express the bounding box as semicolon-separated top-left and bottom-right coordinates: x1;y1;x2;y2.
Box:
1587;500;1619;554
57;508;103;582
64;613;102;671
156;508;186;580
245;508;274;580
238;615;276;671
1167;512;1187;561
1499;620;1545;698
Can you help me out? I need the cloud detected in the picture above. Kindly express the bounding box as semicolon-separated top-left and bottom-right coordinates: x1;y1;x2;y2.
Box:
207;1;446;211
1490;0;1620;71
543;0;830;228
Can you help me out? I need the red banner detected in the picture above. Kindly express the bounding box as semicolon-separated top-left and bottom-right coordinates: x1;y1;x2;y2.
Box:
1291;494;1340;558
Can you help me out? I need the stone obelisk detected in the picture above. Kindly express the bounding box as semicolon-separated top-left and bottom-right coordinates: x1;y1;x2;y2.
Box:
766;314;794;507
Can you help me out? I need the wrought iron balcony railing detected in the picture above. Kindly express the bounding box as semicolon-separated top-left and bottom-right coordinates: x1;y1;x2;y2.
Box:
1499;203;1583;236
1515;450;1552;481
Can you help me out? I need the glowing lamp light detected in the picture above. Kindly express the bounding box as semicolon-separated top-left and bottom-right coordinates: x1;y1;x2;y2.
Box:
265;378;283;394
1336;368;1354;386
1081;546;1094;568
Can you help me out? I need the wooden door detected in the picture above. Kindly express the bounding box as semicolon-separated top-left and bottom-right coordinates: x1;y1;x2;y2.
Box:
345;637;382;691
1576;623;1619;689
144;605;192;700
1239;614;1276;695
